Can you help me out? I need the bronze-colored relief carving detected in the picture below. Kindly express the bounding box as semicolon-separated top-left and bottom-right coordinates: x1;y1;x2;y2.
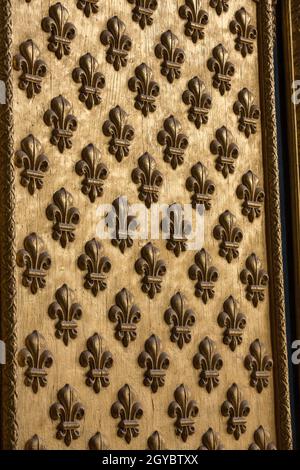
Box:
164;292;196;349
72;53;105;110
138;334;170;393
210;126;239;178
189;248;219;304
127;0;158;30
240;253;269;307
128;63;160;117
41;2;76;60
108;288;141;347
15;134;49;195
236;170;265;222
88;432;109;450
245;339;273;393
135;242;167;299
207;43;234;96
186;162;215;210
179;1;209;43
103;106;135;163
213;210;243;263
230;7;257;57
100;16;132;71
16;233;51;294
249;426;276;450
168;384;199;442
79;333;113;394
18;330;53;394
50;384;85;447
106;197;138;254
193;336;223;393
44;95;78;154
46;188;80;248
78;238;112;296
233;88;260;138
221;383;250;440
155;30;185;84
111;384;143;444
157;115;188;170
75;144;109;203
182;77;212;129
76;0;99;18
24;435;46;450
198;428;224;450
147;431;166;450
209;0;229;16
48;284;83;346
13;39;47;99
132;153;163;208
218;296;246;352
161;203;189;257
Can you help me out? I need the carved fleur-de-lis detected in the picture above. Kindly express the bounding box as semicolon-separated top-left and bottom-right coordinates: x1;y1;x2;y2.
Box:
42;2;76;60
168;384;199;442
182;77;212;129
218;296;246;352
210;126;239;178
128;63;160;117
135;242;167;299
13;39;47;99
193;337;223;393
72;53;105;110
15;134;49;195
48;284;83;346
111;384;143;444
127;0;158;30
244;339;273;393
138;334;170;393
16;233;51;294
147;431;166;450
164;292;196;349
249;426;276;450
221;383;250;440
46;188;80;248
76;0;99;17
79;333;113;394
132;153;163;208
230;7;257;57
161;203;190;258
207;44;235;96
157;115;189;169
88;432;109;450
234;88;260;138
78;238;112;296
236;171;265;222
198;428;224;450
75;144;109;203
240;253;269;307
189;249;219;304
18;330;53;394
209;0;229;16
155;30;185;84
24;435;46;450
106;196;138;254
44;95;78;153
50;384;85;447
102;106;135;163
109;288;141;347
179;0;209;43
100;16;132;71
186;162;215;210
213;210;243;263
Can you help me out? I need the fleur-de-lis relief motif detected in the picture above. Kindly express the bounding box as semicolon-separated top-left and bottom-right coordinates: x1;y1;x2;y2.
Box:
24;435;46;450
88;432;109;450
50;384;85;447
236;170;265;222
16;233;51;294
15;134;49;195
182;77;212;129
179;0;209;43
128;63;160;117
218;296;246;352
42;2;76;60
164;292;196;349
186;162;215;210
189;249;219;304
18;330;53;394
72;53;105;110
138;334;170;393
193;337;223;393
106;197;138;254
168;384;199;442
44;95;78;153
132;153;163;208
102;106;135;163
210;126;239;178
249;426;276;450
75;144;109;203
127;0;158;30
233;88;260;138
198;428;224;450
13;39;47;99
207;44;235;96
221;383;250;440
79;333;113;394
76;0;99;17
78;238;112;296
240;253;269;307
48;284;83;346
135;242;167;299
161;203;190;258
108;288;141;347
100;16;132;71
111;384;143;444
213;210;243;263
147;431;166;450
155;30;185;83
209;0;229;16
157;115;188;170
230;7;257;57
244;339;273;393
